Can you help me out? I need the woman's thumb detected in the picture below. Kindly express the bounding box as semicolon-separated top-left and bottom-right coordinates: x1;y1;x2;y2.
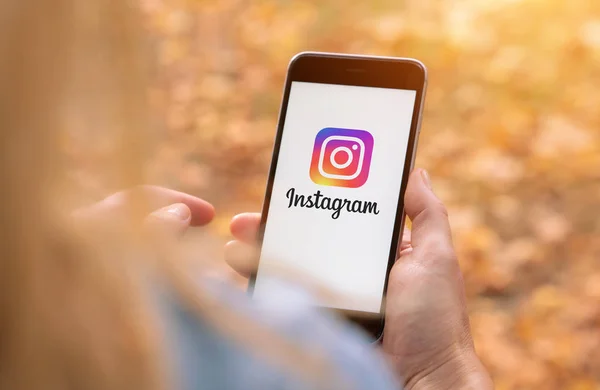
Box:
144;203;192;237
404;169;454;252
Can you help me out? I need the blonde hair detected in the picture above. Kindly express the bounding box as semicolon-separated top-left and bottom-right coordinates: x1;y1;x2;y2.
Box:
0;1;339;389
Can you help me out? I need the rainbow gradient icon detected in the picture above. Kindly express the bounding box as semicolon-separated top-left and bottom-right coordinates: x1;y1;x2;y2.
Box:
309;127;374;188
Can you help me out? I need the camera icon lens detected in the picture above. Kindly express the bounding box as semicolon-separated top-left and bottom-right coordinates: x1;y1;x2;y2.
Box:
329;144;358;170
310;128;374;188
318;136;365;180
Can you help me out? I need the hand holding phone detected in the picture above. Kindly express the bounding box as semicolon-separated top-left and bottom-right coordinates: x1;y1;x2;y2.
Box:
249;52;427;339
229;170;494;390
226;54;491;385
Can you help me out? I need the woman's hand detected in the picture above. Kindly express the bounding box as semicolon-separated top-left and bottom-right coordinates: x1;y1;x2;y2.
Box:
72;185;216;236
224;169;492;390
381;169;493;390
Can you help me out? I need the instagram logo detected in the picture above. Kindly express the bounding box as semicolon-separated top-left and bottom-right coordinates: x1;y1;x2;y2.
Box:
310;127;374;188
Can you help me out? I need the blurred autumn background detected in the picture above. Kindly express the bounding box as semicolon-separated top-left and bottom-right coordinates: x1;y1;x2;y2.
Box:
110;0;600;388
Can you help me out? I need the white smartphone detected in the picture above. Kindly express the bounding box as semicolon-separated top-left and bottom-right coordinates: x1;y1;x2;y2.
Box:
248;52;427;339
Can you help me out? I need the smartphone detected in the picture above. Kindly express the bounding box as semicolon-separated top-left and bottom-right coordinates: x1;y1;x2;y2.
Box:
248;52;427;339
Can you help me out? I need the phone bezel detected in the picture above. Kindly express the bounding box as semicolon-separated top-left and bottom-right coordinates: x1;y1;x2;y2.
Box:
248;52;428;340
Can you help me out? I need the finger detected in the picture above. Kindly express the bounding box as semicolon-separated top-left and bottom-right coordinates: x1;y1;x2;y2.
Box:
79;186;215;226
126;185;215;226
144;203;192;237
224;240;259;277
230;213;261;244
404;169;454;254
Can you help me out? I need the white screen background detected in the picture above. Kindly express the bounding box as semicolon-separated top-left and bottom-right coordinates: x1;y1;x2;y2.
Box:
254;81;417;313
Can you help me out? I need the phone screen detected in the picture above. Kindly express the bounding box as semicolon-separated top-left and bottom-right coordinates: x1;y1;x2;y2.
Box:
253;80;417;314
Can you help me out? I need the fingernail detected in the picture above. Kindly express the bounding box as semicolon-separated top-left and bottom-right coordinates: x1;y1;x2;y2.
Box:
421;169;433;190
166;203;191;220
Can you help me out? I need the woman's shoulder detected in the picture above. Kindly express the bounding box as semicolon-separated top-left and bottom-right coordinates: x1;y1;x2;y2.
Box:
159;277;400;390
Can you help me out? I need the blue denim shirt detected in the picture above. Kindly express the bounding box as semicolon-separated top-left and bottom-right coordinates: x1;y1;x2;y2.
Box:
160;278;401;390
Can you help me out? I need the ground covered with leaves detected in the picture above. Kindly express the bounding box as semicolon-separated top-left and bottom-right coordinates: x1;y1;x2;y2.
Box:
86;1;600;388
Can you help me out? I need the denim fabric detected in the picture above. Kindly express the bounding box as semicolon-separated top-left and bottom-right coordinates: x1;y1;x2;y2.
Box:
159;278;400;390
